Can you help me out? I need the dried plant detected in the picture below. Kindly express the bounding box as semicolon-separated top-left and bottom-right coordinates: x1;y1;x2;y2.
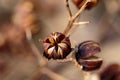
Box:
38;0;103;80
0;0;105;80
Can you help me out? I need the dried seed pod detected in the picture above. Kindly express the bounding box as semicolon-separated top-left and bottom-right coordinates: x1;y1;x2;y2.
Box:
75;40;101;59
72;0;99;9
43;32;71;59
12;0;40;34
78;56;103;71
100;64;120;80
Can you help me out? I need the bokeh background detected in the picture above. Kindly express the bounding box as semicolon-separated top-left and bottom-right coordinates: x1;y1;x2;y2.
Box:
0;0;120;80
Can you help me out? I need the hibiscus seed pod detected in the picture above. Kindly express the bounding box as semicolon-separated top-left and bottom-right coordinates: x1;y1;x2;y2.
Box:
43;32;71;59
72;0;99;9
75;40;101;59
78;56;103;71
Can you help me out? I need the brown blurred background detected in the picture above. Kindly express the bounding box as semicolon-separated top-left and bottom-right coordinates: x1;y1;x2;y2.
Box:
0;0;120;80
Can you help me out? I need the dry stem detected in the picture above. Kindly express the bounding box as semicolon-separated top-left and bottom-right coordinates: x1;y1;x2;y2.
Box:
74;21;90;25
65;0;72;17
25;28;48;67
64;0;90;36
56;56;82;70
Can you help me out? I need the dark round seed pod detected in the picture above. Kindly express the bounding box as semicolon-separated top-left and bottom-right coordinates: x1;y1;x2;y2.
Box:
43;32;71;59
100;64;120;80
75;40;101;60
78;56;103;71
72;0;99;9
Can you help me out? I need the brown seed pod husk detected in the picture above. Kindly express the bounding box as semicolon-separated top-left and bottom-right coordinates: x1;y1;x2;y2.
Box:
100;64;120;80
43;32;71;60
75;40;101;60
78;56;103;71
72;0;99;9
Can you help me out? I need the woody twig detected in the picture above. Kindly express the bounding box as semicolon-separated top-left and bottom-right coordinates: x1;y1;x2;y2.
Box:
64;0;90;36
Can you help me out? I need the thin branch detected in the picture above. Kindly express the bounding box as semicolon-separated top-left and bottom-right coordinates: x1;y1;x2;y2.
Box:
63;0;90;36
72;0;89;21
56;58;73;62
56;50;82;70
65;0;72;17
25;28;48;67
74;21;90;25
67;21;90;35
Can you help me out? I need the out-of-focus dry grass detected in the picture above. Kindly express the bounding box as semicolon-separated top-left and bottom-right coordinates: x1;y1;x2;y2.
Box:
0;0;120;80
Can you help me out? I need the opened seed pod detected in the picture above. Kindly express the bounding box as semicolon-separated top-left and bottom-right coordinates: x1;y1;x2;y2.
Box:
43;32;71;59
76;40;101;60
72;0;99;9
78;56;103;71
